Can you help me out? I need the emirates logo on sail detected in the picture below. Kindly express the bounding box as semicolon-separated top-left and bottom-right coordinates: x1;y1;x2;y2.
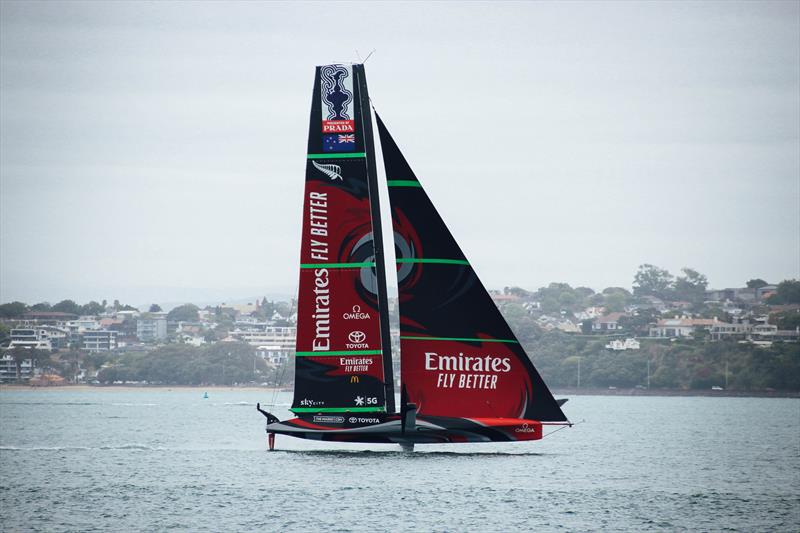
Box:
425;352;511;390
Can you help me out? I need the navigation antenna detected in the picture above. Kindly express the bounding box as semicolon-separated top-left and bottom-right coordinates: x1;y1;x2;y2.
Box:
355;49;376;64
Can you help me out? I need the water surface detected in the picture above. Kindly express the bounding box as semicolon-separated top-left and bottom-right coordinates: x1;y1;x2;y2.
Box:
1;389;798;531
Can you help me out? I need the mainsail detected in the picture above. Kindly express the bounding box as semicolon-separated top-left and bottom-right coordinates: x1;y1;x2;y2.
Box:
291;65;393;415
376;114;567;422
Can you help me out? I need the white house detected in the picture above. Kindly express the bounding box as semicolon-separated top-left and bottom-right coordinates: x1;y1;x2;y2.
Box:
593;312;627;332
605;338;641;351
255;345;292;365
229;326;296;350
651;317;721;338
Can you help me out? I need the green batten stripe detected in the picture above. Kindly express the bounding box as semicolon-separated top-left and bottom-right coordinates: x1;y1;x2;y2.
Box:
307;152;366;159
400;336;518;344
295;350;383;357
300;262;375;269
290;407;386;413
387;180;422;187
395;258;470;265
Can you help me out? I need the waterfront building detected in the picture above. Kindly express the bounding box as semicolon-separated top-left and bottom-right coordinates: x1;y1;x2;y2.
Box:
8;328;54;351
0;354;34;382
82;330;118;352
228;326;296;350
136;317;167;342
255;345;292;365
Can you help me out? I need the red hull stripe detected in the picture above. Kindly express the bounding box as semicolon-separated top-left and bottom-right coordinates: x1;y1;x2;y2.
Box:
467;418;536;426
286;418;335;430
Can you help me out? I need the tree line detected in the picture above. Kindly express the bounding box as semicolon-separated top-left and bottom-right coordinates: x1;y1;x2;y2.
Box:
525;331;799;391
95;342;291;386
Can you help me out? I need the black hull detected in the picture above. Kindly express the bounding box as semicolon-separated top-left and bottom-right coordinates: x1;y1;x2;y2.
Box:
266;415;552;445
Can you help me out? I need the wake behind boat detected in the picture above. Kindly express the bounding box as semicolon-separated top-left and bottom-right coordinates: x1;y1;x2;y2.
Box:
259;63;570;450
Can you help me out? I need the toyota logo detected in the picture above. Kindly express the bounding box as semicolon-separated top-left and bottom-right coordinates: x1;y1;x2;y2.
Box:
348;331;366;343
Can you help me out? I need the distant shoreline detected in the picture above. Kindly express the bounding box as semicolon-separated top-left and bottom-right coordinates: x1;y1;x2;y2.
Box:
0;384;284;393
551;387;800;399
1;383;797;398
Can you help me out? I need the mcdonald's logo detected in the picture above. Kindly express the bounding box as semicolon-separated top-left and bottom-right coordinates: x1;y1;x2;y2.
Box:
350;375;359;384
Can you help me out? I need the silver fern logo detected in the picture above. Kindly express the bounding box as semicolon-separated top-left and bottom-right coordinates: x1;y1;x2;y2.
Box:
312;161;343;181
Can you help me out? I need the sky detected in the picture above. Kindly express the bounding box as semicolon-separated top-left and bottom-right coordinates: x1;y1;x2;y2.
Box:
1;1;798;308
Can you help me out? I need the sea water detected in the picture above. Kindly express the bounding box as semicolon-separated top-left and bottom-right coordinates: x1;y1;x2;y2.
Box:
1;389;798;532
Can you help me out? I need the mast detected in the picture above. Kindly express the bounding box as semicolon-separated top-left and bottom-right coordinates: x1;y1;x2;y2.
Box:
354;64;395;414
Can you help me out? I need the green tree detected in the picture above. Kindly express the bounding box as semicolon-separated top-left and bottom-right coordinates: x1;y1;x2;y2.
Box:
674;268;708;304
0;323;11;346
574;287;595;299
81;301;105;316
602;288;631;312
618;308;659;335
167;303;200;322
769;310;800;330
746;278;768;289
59;350;83;383
7;347;50;381
633;264;674;298
766;279;800;305
0;301;27;318
30;302;51;311
149;304;163;313
604;292;626;313
52;299;81;315
504;286;533;298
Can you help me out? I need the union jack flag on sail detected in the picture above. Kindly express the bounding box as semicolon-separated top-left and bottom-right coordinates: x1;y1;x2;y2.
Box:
323;133;356;152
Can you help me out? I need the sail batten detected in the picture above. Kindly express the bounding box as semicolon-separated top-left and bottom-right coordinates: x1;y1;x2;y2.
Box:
386;180;422;187
307;152;366;159
299;262;375;269
295;350;383;357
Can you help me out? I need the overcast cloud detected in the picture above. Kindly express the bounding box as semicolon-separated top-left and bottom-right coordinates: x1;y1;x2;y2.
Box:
1;1;798;307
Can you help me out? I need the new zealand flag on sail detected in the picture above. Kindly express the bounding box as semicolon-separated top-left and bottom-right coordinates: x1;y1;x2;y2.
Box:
323;134;356;152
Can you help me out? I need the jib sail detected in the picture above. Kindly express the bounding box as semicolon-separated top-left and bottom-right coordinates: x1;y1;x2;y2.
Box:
376;114;567;422
291;65;392;415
